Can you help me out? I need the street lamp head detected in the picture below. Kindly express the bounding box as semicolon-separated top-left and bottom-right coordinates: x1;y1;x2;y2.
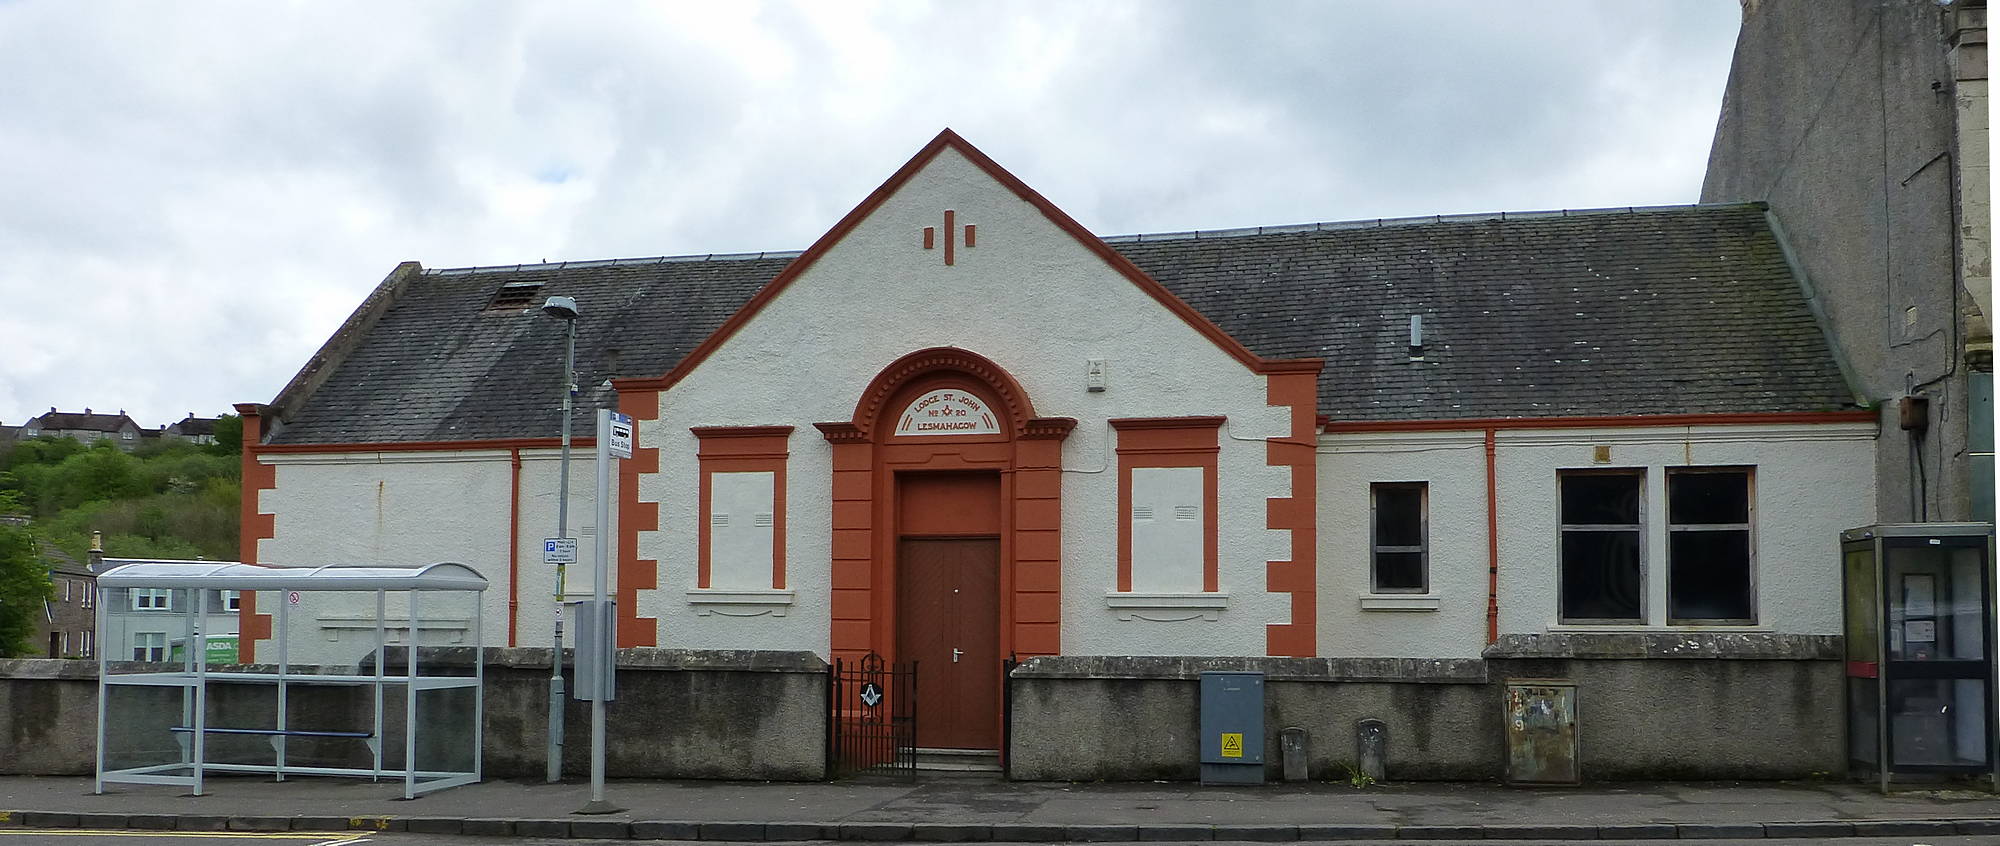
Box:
541;296;579;321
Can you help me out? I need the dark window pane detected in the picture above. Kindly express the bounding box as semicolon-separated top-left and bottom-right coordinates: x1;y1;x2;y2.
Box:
1561;530;1642;620
1561;474;1641;525
1669;530;1752;621
1373;485;1423;547
1374;552;1425;591
1669;471;1749;525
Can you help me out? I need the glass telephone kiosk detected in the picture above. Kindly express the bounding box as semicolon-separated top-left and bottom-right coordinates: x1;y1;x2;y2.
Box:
1842;523;1998;790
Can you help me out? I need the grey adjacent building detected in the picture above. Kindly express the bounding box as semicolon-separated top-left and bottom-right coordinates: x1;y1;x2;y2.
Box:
1703;0;1993;522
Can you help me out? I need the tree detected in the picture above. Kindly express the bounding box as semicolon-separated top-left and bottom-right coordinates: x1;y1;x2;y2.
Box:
0;525;52;658
209;414;243;456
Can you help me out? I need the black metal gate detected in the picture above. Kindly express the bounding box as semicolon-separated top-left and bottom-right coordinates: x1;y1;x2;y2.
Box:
827;652;917;780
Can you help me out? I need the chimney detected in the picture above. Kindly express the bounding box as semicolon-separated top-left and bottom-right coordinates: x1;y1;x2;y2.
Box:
84;407;91;415
87;531;104;571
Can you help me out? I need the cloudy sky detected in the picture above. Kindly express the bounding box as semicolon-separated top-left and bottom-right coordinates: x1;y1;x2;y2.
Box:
0;1;1741;430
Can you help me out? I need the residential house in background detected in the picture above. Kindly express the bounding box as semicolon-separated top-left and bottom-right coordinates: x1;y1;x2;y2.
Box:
163;414;221;445
18;408;145;451
86;538;240;664
27;542;96;659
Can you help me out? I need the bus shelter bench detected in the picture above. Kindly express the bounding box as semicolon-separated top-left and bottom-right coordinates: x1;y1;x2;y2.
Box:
169;726;384;777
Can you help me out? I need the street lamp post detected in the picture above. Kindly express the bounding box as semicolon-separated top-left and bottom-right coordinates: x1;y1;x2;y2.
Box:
540;295;579;783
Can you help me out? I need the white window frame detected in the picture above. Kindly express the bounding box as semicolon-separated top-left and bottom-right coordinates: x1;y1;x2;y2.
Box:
220;589;241;612
80;629;95;658
131;588;172;611
1664;467;1758;626
1557;469;1647;624
132;631;166;662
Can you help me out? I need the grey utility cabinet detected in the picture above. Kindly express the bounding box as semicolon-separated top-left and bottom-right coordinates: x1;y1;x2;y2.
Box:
1199;671;1264;785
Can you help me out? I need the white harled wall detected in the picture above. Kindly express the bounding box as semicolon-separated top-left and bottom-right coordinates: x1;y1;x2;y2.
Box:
251;449;610;665
1317;422;1876;658
634;146;1292;658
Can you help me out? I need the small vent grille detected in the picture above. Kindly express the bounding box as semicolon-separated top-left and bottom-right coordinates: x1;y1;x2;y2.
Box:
754;512;774;528
1132;505;1154;521
485;282;544;313
1174;505;1200;521
710;513;729;527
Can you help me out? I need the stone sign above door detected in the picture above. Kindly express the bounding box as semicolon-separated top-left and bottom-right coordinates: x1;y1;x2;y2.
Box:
895;388;1000;436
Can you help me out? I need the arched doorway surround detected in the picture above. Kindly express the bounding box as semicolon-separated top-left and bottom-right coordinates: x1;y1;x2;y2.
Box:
815;347;1074;673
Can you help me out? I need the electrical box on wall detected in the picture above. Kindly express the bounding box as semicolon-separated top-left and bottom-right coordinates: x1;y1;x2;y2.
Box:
1900;395;1930;433
1086;359;1108;392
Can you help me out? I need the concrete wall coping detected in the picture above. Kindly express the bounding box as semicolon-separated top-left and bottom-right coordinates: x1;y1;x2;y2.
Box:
1010;655;1489;682
371;646;830;673
1481;632;1843;660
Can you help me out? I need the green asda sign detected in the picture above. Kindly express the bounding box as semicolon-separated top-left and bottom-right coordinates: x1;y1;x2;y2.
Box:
168;636;239;665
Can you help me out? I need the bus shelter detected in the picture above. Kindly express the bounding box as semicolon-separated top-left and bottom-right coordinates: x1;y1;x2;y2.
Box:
93;560;488;798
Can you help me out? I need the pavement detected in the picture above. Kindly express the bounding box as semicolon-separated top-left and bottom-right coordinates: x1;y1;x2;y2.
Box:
2;775;2000;842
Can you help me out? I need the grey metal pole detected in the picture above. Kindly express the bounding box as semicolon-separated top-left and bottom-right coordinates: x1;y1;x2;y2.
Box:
547;315;576;783
576;408;623;815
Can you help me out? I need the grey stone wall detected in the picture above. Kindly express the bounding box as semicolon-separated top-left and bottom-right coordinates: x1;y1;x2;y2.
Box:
1008;637;1844;782
0;648;828;782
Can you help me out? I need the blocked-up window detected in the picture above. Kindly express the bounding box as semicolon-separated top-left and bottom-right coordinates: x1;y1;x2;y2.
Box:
1667;469;1754;623
1371;483;1428;593
1112;417;1221;594
1559;471;1644;622
132;631;165;662
1130;466;1205;593
706;471;777;590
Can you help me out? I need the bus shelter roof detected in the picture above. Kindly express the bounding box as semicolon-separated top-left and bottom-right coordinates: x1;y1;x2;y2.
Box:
96;560;488;592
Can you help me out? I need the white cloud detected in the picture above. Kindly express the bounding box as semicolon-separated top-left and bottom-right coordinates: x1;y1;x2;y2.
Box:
0;0;1740;428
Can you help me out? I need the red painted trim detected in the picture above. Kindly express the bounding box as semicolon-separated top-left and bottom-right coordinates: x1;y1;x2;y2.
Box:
231;403;277;663
508;448;522;647
695;427;793;590
1846;660;1879;678
612;129;1308;395
1321;410;1877;433
1262;370;1320;657
849;347;1038;440
923;227;935;250
256;437;595;454
964;224;976;248
616;391;661;647
821;355;1069;671
944;209;956;266
1484;428;1499;645
1113;418;1222;594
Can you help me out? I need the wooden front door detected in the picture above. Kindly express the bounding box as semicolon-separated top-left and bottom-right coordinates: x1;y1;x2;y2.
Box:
898;537;1001;749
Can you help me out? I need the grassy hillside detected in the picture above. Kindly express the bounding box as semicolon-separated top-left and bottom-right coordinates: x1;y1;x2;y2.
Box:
0;419;241;562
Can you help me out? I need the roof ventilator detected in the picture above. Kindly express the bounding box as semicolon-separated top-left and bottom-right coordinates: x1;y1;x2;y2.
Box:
485;281;545;313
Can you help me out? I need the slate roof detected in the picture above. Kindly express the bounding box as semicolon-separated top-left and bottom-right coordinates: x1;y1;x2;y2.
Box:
265;203;1856;445
165;415;219;437
30;410;139;434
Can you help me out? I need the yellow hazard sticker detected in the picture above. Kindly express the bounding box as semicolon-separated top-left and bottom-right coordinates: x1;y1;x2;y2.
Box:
1220;732;1244;758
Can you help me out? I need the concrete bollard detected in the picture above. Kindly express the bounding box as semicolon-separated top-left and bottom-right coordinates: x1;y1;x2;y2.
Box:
1279;726;1308;782
1355;719;1388;783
